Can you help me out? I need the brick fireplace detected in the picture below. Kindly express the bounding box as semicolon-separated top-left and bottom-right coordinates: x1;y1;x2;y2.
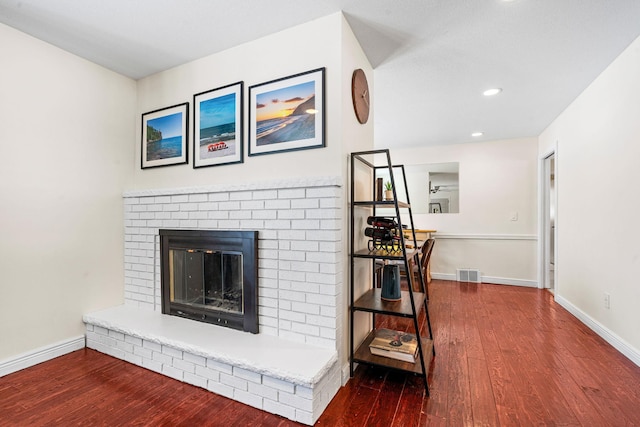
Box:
83;176;344;425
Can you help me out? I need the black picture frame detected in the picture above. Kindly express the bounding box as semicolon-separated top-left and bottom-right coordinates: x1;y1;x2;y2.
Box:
141;102;189;169
193;82;243;168
248;67;325;156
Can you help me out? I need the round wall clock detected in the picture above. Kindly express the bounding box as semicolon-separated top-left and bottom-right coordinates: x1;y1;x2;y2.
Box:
351;68;370;124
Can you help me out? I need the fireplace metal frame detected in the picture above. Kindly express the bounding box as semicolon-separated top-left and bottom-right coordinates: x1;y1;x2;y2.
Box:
159;229;258;333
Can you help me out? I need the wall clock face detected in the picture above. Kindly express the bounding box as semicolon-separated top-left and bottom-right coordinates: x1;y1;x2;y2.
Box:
352;68;370;124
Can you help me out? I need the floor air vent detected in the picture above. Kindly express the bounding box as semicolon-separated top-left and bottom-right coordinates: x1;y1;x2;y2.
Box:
456;268;481;283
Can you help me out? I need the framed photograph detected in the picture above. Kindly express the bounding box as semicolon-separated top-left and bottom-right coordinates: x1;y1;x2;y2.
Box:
141;103;188;169
249;67;325;156
193;82;243;168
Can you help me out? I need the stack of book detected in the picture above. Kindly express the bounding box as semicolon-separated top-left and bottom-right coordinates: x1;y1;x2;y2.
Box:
369;328;419;363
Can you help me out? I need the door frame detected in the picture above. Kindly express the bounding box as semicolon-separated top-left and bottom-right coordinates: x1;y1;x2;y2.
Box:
538;143;558;291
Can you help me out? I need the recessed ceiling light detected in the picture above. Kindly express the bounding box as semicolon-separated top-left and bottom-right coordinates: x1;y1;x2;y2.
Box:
483;88;502;97
471;132;484;137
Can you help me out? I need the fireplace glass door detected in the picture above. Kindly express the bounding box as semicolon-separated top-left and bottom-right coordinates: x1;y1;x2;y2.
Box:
169;249;243;315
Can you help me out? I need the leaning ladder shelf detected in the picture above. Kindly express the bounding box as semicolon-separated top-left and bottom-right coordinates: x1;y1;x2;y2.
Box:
349;149;436;393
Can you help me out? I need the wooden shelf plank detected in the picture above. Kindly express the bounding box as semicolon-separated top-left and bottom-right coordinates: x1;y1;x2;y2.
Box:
353;247;420;260
353;200;410;209
353;330;433;375
353;289;426;317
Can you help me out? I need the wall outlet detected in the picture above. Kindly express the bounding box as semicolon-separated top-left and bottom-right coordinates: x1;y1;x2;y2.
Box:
510;211;518;221
604;292;610;309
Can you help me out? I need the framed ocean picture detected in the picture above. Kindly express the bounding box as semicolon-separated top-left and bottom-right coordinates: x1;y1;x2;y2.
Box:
141;103;189;169
193;82;243;168
248;67;325;157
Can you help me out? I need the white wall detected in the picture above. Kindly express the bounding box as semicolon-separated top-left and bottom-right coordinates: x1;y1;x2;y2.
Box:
539;35;640;359
0;24;136;360
389;138;538;285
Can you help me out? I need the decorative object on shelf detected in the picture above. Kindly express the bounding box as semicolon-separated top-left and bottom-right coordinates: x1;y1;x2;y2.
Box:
248;67;325;156
351;68;370;124
365;216;401;252
384;181;393;200
376;177;383;201
381;264;401;301
141;103;189;169
369;329;418;363
193;82;243;168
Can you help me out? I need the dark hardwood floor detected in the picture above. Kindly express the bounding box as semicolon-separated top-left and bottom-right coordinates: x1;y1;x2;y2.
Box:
2;280;640;426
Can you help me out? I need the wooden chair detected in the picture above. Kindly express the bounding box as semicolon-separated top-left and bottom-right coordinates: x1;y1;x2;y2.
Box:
419;239;435;299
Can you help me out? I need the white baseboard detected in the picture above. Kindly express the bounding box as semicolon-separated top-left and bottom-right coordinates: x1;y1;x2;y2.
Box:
430;273;538;288
555;295;640;368
0;336;85;377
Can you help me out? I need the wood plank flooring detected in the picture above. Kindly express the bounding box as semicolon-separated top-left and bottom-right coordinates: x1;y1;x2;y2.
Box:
2;280;640;426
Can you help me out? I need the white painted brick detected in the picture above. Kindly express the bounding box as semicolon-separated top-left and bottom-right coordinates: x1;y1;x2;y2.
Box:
86;325;94;332
306;314;336;328
195;365;220;381
290;261;319;273
263;376;296;393
260;316;278;328
124;352;143;366
279;270;306;282
306;273;337;286
197;220;219;228
259;325;278;336
259;296;278;308
94;326;109;336
253;210;277;220
115;340;134;354
188;211;208;220
184;372;208;389
230;210;251;219
279;290;306;303
134;345;153;360
142;358;163;374
220;372;248;391
265;199;290;209
278;300;291;311
124;197;140;205
173;358;195;374
278;230;307;241
295;385;314;399
171;195;188;203
248;382;279;400
278;209;305;219
162;365;184;381
260;306;278;318
259;258;278;270
320;198;341;208
278;310;306;323
252;189;278;200
104;346;125;360
307;187;340;198
320;263;339;274
320;327;336;340
279;241;290;250
264;399;296;421
218;220;240;228
291;302;321;315
291;219;320;230
152;351;173;365
279;250;305;261
234;388;263;409
179;219;198;228
295;410;314;425
184;353;206;366
279;389;313;412
207;359;233;375
306;230;341;242
278;188;305;199
306;209;340;220
291;199;319;209
240;220;265;229
320;219;342;230
241;200;264;210
219;201;241;210
207;381;234;399
153;196;170;204
188;193;208;202
291;323;320;337
306;293;336;306
290;240;319;251
171;211;189;220
278;319;292;330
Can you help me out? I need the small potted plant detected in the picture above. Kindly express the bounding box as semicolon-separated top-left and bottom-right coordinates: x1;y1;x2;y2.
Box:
384;181;393;200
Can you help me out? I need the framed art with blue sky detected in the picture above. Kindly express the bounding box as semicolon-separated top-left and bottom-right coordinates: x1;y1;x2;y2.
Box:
248;68;325;156
193;82;243;168
141;102;189;169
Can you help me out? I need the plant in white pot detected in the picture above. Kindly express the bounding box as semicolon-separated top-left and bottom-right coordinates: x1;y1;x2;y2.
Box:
384;181;393;200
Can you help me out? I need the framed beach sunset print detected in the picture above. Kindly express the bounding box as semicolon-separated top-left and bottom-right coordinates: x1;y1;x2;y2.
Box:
141;103;189;169
248;68;325;156
193;82;243;168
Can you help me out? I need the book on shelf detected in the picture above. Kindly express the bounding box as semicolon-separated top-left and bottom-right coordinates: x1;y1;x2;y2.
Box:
369;328;419;363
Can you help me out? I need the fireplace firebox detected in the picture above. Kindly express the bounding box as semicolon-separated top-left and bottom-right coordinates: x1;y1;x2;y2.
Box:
159;229;258;333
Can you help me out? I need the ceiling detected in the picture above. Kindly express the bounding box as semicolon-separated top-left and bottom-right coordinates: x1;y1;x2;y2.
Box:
2;0;640;149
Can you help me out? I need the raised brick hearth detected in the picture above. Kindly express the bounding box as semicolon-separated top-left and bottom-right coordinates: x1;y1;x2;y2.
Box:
84;176;344;425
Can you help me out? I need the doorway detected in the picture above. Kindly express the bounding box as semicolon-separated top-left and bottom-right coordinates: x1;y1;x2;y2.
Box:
541;152;556;291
